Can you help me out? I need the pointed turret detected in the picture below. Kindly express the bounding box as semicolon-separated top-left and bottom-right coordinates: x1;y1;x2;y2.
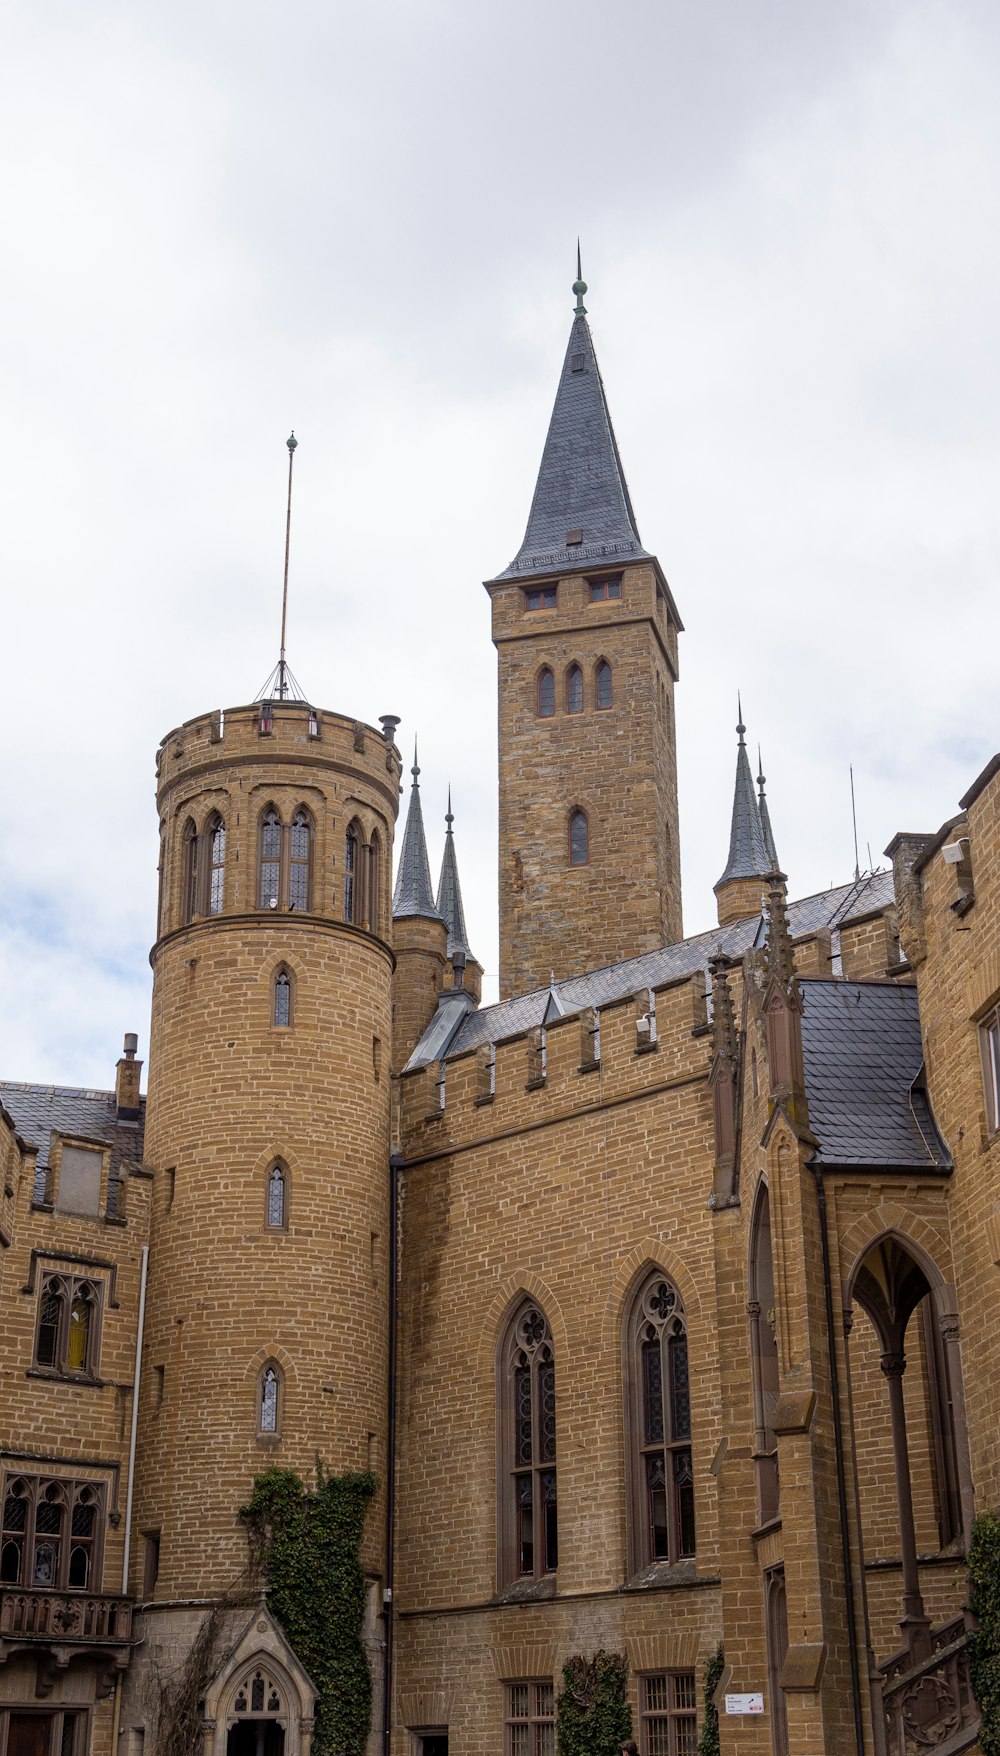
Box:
757;749;779;871
392;745;448;1072
393;746;443;923
490;255;650;583
435;789;483;1006
715;704;773;927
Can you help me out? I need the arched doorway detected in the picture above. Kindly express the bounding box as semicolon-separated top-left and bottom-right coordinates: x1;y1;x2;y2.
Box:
226;1665;287;1756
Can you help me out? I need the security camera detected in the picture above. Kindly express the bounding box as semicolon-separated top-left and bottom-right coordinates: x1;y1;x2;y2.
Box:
942;840;968;866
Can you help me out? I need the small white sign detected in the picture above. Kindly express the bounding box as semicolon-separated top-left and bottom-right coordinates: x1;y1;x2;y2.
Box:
724;1692;764;1715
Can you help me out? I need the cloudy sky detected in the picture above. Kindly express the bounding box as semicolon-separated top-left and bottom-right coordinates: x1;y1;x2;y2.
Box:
2;0;998;1087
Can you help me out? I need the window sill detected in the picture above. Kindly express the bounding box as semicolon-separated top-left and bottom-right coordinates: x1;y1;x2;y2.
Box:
26;1367;105;1388
474;1093;495;1108
256;1432;282;1447
492;1572;556;1606
623;1558;701;1592
750;1515;782;1544
635;1040;658;1056
578;1060;600;1076
525;1077;547;1093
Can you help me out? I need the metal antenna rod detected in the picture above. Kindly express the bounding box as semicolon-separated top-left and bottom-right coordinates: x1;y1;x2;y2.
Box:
278;432;298;700
849;763;860;881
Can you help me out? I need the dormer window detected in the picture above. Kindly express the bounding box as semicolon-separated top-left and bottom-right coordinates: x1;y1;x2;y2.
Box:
588;576;622;601
525;586;557;611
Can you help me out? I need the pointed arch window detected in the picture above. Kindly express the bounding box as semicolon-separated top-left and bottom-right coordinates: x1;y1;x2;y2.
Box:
749;1185;780;1524
1;1477;104;1592
272;967;292;1029
258;1362;282;1436
182;818;199;924
368;830;381;932
35;1274;100;1376
207;813;226;915
231;1664;284;1722
569;810;589;867
288;808;312;910
266;1164;287;1229
625;1272;695;1569
596;660;613;711
566;664;584;714
499;1301;557;1583
344;820;361;922
537;668;555;718
259;808;282;909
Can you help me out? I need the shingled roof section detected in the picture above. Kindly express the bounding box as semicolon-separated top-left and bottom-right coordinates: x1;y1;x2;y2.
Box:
393;753;444;923
489;309;650;584
405;869;896;1068
799;980;949;1170
435;790;474;961
0;1082;146;1197
716;716;772;889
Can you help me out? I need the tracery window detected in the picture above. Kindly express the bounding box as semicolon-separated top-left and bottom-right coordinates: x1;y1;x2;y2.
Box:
569;810;589;867
266;1164;287;1230
749;1185;780;1524
231;1664;284;1720
273;968;292;1028
596;660;613;710
566;664;584;714
259;1363;282;1436
35;1274;100;1376
208;813;226;915
537;668;555;718
258;805;313;911
182;818;199;924
0;1476;103;1591
499;1301;557;1583
288;808;311;910
259;808;282;909
625;1272;695;1568
368;831;381;933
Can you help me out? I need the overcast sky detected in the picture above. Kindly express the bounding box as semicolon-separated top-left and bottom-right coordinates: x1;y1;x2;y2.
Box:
2;0;998;1088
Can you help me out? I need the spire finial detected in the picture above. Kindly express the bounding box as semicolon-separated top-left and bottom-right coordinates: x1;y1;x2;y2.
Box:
276;431;298;700
445;784;454;831
757;745;765;790
572;240;588;316
412;738;420;784
736;693;745;742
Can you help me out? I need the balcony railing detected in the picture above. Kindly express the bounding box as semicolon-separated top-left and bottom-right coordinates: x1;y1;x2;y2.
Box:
881;1616;980;1756
0;1587;133;1644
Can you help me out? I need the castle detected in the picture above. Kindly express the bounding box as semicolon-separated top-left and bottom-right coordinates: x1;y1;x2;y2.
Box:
0;271;997;1756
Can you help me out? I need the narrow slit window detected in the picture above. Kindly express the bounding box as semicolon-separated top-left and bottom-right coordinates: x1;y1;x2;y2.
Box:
273;968;292;1028
288;809;311;910
569;810;589;866
259;1364;281;1434
182;819;199;924
566;665;583;714
596;661;613;710
537;668;555;718
344;821;361;922
259;809;282;909
367;831;381;931
207;814;226;914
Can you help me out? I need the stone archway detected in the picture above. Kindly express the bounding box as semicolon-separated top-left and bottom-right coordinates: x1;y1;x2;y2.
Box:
202;1607;316;1756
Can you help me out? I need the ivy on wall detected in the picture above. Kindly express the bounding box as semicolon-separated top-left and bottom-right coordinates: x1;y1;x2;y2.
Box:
969;1510;1000;1754
696;1646;724;1756
241;1463;377;1756
556;1651;632;1756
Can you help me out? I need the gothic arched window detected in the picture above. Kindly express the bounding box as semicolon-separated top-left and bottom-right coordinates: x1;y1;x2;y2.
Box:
231;1664;284;1722
35;1274;99;1376
625;1271;695;1569
272;967;292;1029
569;810;589;867
750;1184;780;1524
537;668;555;718
499;1300;557;1583
344;820;362;923
566;664;584;714
258;1362;282;1436
258;807;282;909
266;1164;287;1230
368;830;381;933
207;813;226;915
288;807;312;910
182;818;199;924
596;660;613;711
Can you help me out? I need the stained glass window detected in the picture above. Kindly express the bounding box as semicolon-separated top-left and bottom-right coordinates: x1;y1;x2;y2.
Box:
289;809;311;910
537;669;555;717
503;1303;557;1581
260;1365;280;1434
183;819;199;923
267;1166;286;1229
628;1273;695;1566
566;665;583;714
259;809;282;909
344;822;360;922
596;660;613;710
273;969;291;1028
36;1275;99;1376
569;810;589;866
208;815;226;915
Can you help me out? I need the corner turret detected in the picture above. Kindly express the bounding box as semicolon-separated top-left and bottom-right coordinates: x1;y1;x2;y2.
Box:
714;705;773;926
392;747;448;1069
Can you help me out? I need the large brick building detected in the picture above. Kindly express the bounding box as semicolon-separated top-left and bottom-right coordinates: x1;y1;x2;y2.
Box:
1;272;996;1756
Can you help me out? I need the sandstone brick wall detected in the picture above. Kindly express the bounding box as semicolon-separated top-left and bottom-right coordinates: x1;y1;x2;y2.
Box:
489;563;682;997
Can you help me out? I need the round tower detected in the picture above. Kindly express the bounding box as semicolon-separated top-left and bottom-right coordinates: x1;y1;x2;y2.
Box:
127;698;400;1742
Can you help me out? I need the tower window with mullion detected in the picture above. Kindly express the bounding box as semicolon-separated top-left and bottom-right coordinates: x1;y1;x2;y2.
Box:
500;1301;557;1583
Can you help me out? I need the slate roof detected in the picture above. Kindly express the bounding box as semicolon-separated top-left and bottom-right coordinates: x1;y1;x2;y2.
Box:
393;756;443;922
800;980;948;1169
757;758;779;870
716;722;772;888
489;311;651;583
0;1082;145;1178
405;869;896;1068
435;794;474;960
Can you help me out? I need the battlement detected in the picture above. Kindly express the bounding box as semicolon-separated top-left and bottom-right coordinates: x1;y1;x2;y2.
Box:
155;699;402;810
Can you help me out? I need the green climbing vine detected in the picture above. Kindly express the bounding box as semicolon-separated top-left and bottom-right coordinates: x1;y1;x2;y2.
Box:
696;1645;724;1756
240;1463;377;1756
555;1651;632;1756
968;1510;1000;1754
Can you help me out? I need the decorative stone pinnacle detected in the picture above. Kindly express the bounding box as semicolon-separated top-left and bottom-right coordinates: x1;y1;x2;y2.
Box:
710;959;738;1063
286;431;297;452
765;873;795;989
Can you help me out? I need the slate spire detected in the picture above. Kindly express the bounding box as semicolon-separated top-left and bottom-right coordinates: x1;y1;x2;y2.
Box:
715;701;772;888
490;261;650;582
392;743;443;922
757;748;780;871
435;788;474;960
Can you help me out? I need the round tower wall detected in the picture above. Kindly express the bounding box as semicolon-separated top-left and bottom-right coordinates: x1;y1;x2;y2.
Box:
134;700;400;1602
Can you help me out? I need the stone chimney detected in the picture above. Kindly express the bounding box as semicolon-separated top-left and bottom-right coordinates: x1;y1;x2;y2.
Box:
115;1033;142;1120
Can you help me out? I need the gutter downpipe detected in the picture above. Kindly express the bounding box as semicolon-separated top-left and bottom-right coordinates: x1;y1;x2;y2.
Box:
811;1164;866;1756
111;1240;150;1752
383;1155;402;1756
